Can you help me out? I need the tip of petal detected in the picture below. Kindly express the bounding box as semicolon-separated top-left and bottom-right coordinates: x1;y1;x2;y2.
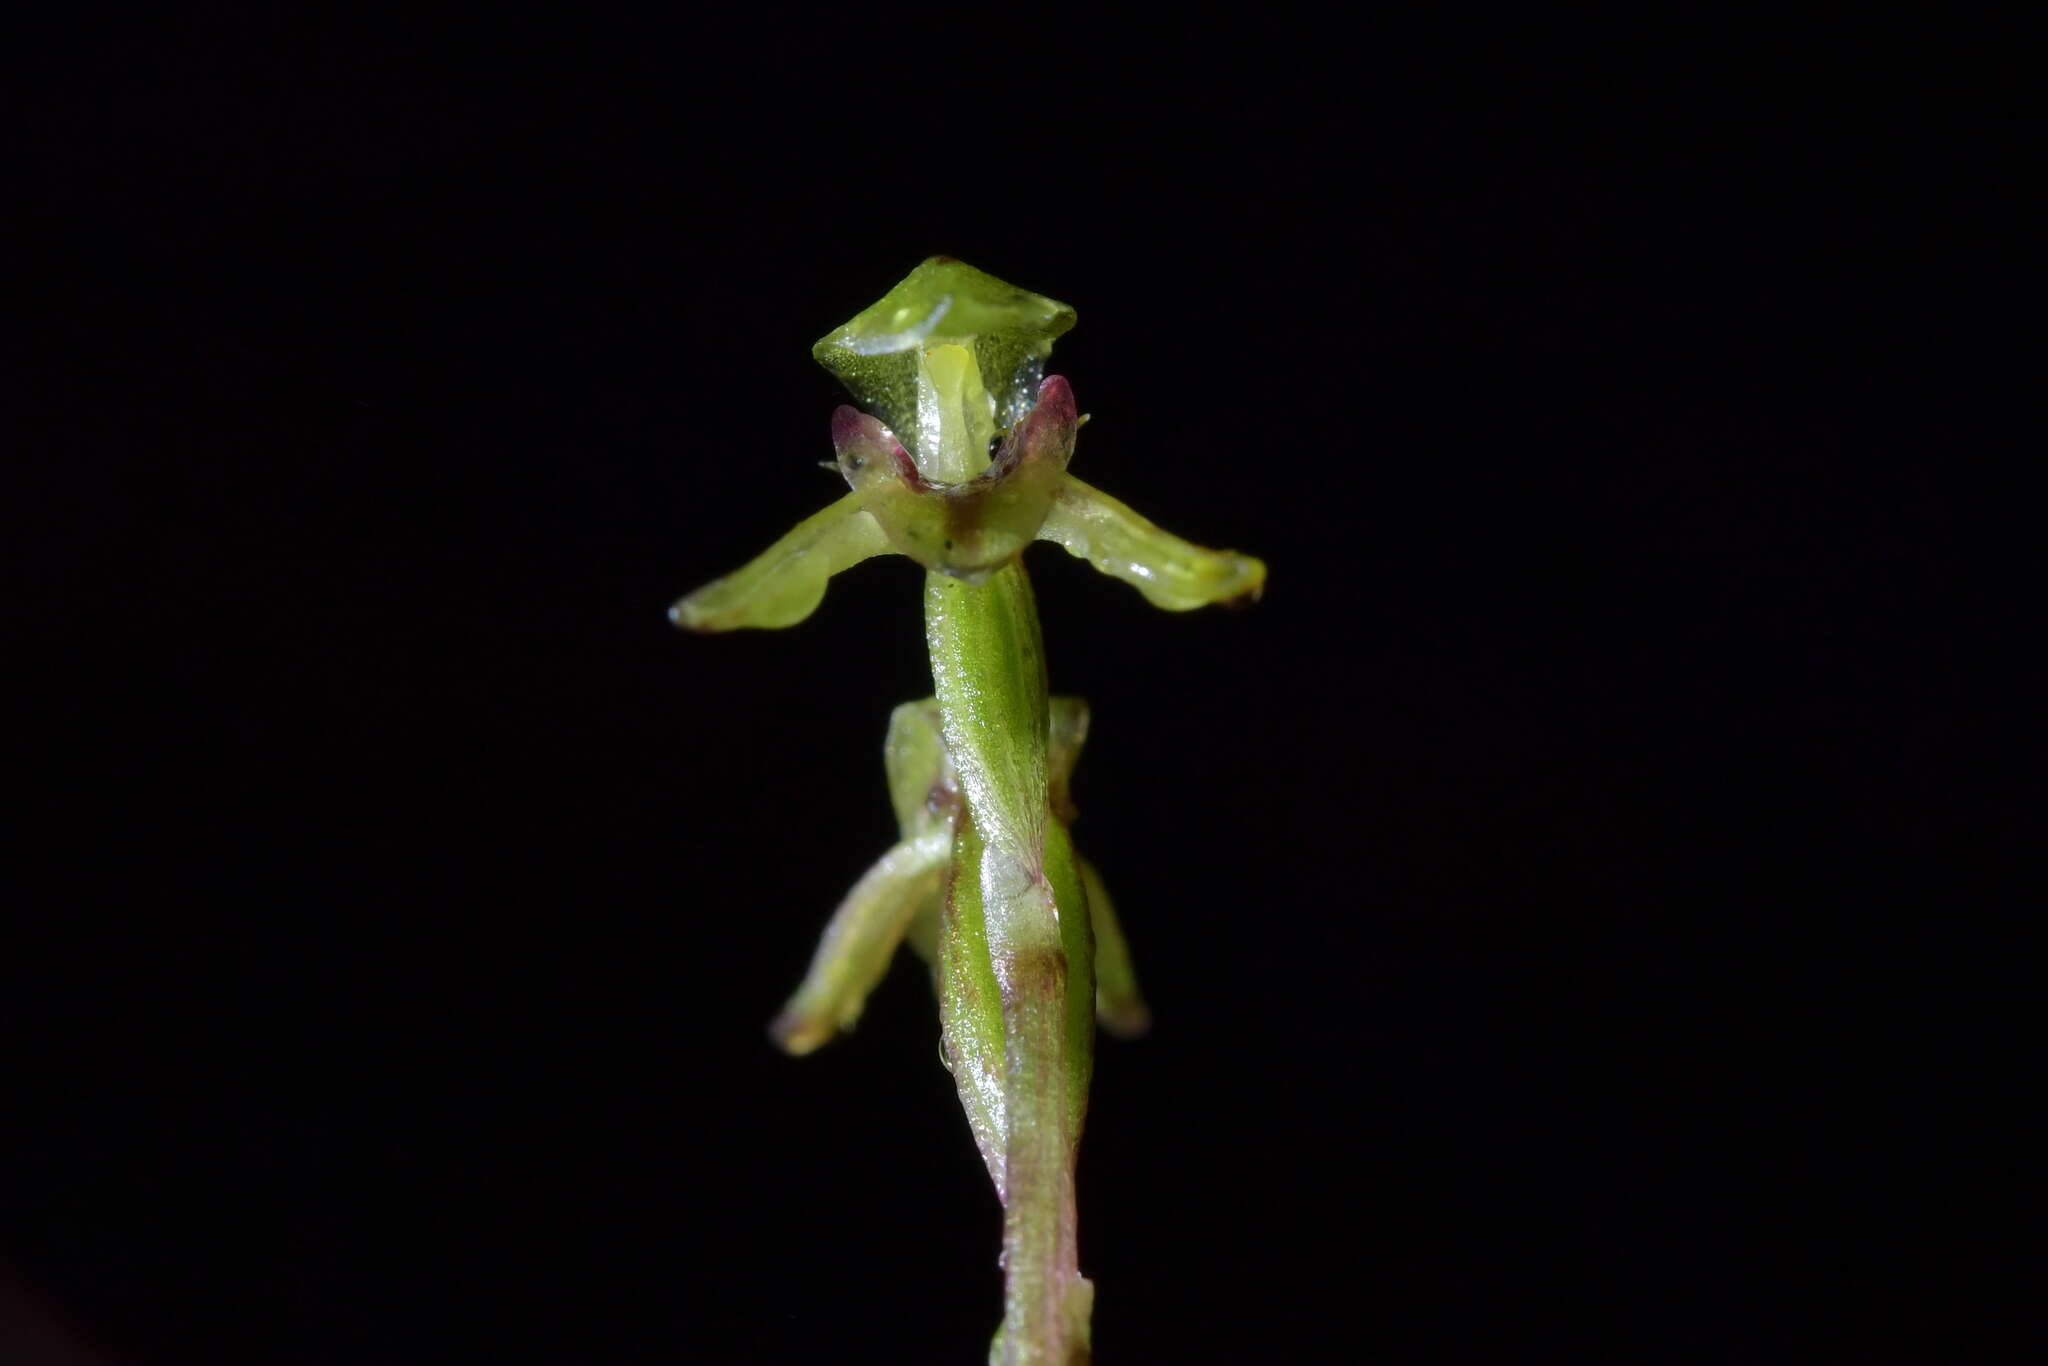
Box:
769;1008;835;1056
828;404;876;447
1035;374;1077;424
1098;1000;1153;1040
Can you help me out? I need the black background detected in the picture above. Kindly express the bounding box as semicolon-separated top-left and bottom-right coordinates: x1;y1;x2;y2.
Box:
5;8;2032;1364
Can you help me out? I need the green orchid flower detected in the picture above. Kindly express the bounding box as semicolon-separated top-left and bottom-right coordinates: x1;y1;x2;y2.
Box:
672;258;1264;1365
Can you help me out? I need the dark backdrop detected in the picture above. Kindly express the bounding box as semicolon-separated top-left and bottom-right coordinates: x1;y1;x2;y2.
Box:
5;9;2029;1364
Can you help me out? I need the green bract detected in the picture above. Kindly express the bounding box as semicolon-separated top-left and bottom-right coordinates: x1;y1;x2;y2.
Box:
673;261;1263;1365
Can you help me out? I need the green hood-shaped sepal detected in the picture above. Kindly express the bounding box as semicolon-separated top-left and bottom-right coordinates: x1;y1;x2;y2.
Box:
812;258;1076;467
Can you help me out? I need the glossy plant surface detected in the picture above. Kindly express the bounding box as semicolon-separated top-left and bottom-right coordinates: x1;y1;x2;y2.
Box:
673;258;1263;1364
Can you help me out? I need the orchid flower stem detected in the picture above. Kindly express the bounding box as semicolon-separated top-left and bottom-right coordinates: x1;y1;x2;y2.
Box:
927;562;1095;1362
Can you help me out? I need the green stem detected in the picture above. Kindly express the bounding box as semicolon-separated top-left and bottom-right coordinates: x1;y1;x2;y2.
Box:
925;562;1095;1366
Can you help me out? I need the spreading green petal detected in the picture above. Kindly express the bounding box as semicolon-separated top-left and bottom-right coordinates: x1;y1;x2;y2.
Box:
1039;475;1268;611
669;489;892;631
770;833;950;1055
